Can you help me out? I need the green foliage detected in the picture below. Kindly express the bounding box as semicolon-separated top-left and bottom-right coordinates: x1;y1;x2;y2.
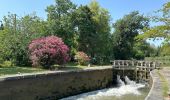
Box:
137;1;170;41
46;0;77;55
0;13;45;66
89;1;113;65
112;11;149;60
73;5;96;56
0;61;13;68
133;41;157;59
72;1;112;65
160;43;170;56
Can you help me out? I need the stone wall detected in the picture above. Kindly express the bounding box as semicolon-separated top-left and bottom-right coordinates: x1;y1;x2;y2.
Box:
0;67;114;100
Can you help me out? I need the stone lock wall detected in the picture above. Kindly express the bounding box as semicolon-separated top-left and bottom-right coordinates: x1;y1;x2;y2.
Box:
0;67;114;100
112;69;151;83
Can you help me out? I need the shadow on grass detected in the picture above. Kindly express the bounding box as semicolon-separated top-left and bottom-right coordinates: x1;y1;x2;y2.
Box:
57;66;84;71
53;62;86;71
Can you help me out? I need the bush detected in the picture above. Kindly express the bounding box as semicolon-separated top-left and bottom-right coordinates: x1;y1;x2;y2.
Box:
29;36;70;69
75;51;90;65
0;61;13;68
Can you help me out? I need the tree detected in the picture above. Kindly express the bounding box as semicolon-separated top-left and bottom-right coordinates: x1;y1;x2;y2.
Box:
137;1;170;41
29;36;70;69
72;5;97;57
112;11;149;60
46;0;77;55
0;21;4;30
0;13;45;66
133;41;157;59
160;43;170;56
89;0;113;64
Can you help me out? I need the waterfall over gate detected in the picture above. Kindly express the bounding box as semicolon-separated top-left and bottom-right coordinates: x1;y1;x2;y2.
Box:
60;76;146;100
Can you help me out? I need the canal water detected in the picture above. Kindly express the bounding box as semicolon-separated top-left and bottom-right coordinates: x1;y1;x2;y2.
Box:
60;76;150;100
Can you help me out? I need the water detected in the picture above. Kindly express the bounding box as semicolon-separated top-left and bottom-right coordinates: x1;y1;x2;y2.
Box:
117;75;125;86
60;76;150;100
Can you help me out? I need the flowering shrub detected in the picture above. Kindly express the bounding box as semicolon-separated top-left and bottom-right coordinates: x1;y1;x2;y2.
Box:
29;36;70;69
75;51;90;65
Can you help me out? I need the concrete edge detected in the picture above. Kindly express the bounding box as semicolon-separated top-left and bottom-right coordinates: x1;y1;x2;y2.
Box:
0;66;113;81
145;70;155;100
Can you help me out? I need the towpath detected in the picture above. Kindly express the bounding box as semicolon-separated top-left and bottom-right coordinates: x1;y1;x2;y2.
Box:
146;67;170;100
160;67;170;100
145;69;164;100
161;67;170;89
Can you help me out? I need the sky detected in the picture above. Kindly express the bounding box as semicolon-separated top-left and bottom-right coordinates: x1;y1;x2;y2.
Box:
0;0;169;46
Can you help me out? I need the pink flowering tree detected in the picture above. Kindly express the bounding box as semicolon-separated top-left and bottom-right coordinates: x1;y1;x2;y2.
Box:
28;36;70;69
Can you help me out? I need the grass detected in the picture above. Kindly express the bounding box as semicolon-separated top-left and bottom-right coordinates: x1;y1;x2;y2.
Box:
54;62;90;71
0;63;89;76
0;62;111;76
0;67;45;76
65;62;88;68
56;62;111;71
157;70;169;97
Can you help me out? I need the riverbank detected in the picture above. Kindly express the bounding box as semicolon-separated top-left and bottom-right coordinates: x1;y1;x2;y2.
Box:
160;67;170;100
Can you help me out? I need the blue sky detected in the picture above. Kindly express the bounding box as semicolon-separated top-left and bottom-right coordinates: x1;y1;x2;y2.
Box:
0;0;168;46
0;0;168;22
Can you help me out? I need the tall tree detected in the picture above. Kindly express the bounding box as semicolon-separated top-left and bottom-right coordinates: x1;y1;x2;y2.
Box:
72;5;97;57
112;11;149;60
46;0;76;51
0;13;45;66
89;1;112;64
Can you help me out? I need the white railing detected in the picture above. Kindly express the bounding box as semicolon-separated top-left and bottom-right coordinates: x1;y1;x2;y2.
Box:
111;60;161;70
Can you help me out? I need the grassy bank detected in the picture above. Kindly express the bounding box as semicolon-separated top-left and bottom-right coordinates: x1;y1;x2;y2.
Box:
0;63;111;76
157;70;169;97
0;67;45;76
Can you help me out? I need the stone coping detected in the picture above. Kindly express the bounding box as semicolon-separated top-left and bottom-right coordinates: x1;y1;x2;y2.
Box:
0;66;113;81
145;70;154;100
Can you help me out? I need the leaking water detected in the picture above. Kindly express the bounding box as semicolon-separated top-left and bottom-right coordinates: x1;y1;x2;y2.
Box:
60;76;150;100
